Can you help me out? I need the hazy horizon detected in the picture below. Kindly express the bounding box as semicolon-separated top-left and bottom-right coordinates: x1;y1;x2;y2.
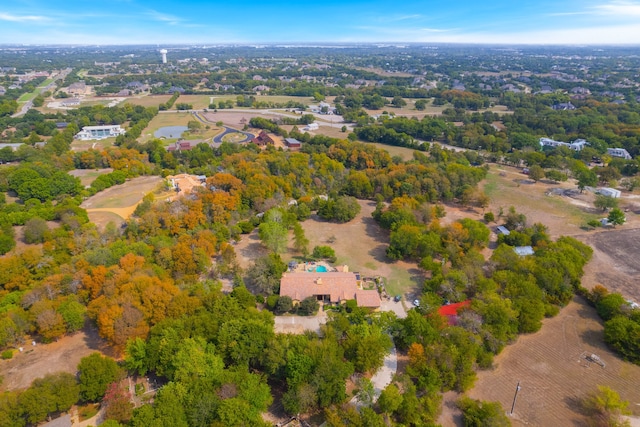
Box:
2;0;640;46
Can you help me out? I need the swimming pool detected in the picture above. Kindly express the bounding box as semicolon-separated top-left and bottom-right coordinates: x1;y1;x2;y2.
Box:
315;265;328;273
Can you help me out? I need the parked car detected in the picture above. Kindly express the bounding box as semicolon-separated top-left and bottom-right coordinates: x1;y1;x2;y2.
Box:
394;295;402;302
413;299;420;307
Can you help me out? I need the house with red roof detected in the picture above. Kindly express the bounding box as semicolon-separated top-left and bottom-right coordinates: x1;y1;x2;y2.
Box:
438;300;471;325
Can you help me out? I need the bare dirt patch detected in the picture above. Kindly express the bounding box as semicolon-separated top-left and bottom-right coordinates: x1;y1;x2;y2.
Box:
0;326;112;391
578;227;640;302
464;297;640;426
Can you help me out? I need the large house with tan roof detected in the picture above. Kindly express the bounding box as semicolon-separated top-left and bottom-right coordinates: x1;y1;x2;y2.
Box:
279;272;381;309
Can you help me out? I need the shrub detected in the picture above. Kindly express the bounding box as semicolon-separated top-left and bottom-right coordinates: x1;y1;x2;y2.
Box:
1;349;13;360
483;212;495;223
298;296;319;316
266;295;279;310
275;296;293;314
312;245;336;262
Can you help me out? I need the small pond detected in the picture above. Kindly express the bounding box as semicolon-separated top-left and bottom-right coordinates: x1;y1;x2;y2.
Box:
154;126;188;139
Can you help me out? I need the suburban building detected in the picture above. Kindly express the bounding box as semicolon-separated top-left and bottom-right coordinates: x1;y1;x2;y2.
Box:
514;246;535;256
252;130;274;146
438;300;471;325
279;272;381;309
607;147;632;160
167;140;205;152
552;102;576;110
496;225;510;236
303;123;319;131
596;187;621;198
539;137;589;151
75;125;126;140
284;137;301;151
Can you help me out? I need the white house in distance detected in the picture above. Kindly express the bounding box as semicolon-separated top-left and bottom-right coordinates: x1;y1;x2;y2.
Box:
607;147;633;160
303;123;319;131
75;125;126;140
539;137;589;151
596;187;621;198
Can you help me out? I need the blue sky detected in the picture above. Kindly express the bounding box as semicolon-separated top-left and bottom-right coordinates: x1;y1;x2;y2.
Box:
1;0;640;45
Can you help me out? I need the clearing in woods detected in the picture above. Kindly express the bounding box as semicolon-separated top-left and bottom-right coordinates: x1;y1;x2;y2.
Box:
68;168;113;187
80;176;165;228
0;326;112;392
233;199;424;299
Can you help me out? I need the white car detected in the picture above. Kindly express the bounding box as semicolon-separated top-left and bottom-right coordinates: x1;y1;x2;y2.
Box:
413;299;420;307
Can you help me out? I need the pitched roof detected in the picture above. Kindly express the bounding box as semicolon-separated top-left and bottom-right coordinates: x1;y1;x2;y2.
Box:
355;290;381;308
280;272;379;307
438;300;471;317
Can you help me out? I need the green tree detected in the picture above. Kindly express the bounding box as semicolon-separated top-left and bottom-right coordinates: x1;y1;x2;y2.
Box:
275;296;293;314
603;316;640;363
293;223;309;257
576;168;598;193
258;216;288;253
528;165;544;182
297;296;319;316
78;353;121;402
581;386;631;427
391;96;407;108
594;195;618;211
415;99;427;110
607;208;626;227
457;396;511;427
378;383;403;414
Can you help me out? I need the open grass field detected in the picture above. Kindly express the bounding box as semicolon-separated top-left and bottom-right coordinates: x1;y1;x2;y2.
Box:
68;168;113;187
17;77;55;103
0;326;112;392
463;296;640;427
369;143;418;161
482;164;601;237
70;137;117;152
80;176;165;229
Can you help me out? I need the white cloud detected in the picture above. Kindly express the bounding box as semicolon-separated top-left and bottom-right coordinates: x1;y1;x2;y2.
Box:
593;0;640;16
146;10;183;25
0;12;48;22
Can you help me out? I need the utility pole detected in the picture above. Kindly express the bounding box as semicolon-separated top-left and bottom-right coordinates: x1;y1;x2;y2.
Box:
510;381;521;415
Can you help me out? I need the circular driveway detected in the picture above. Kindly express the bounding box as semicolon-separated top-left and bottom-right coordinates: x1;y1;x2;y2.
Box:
213;126;253;143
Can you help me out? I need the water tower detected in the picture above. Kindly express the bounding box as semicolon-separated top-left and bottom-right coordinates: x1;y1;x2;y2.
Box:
160;49;168;64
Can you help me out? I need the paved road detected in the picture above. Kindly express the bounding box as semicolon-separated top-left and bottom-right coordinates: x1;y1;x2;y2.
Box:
12;68;72;117
351;344;398;408
213;126;253;143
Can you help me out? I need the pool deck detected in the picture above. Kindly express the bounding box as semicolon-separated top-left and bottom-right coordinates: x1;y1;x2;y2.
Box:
292;261;338;273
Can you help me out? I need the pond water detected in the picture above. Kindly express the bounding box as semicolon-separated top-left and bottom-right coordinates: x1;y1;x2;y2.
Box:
154;126;188;139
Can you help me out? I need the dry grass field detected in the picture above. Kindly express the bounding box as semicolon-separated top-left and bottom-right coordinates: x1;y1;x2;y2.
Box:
0;326;112;392
80;176;164;228
464;297;640;426
70;137;117;152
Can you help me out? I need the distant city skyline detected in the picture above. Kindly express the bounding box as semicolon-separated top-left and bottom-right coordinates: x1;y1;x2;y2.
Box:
1;0;640;45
